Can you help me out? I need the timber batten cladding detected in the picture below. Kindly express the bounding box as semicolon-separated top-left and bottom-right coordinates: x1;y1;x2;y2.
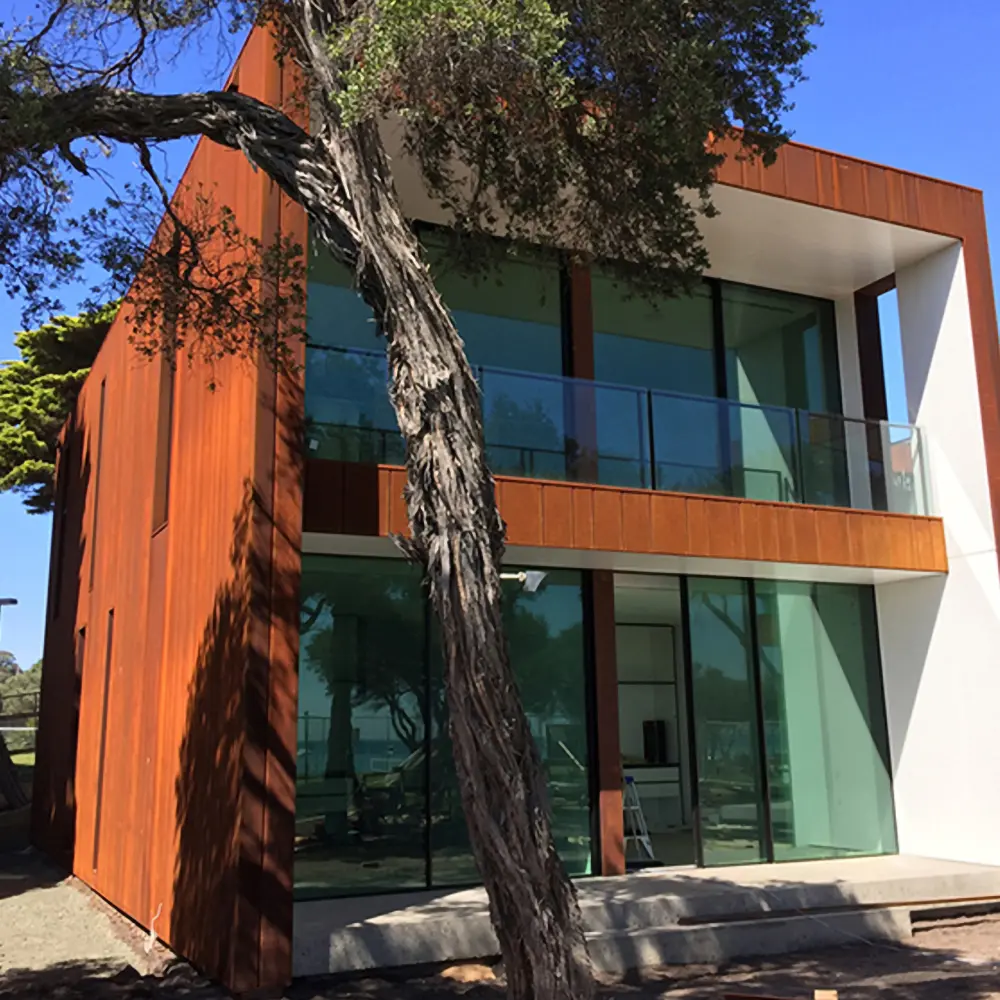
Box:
30;22;995;995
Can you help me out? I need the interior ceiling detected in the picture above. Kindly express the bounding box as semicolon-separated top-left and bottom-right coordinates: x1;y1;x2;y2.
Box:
613;574;682;626
699;185;956;300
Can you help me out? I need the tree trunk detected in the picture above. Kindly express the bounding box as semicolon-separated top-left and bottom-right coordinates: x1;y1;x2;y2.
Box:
0;732;28;810
320;119;595;1000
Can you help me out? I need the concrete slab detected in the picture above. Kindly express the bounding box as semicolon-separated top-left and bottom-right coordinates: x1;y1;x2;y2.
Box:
293;855;1000;977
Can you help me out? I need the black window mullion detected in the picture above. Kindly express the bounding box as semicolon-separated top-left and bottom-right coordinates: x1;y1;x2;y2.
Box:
678;576;704;868
746;579;775;863
581;569;602;878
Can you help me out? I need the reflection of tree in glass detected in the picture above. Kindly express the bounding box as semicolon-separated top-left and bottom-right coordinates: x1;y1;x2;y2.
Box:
483;392;565;478
306;350;402;463
432;581;588;865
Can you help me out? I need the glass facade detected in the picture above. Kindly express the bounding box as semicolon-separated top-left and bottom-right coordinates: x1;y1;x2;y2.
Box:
295;555;591;898
306;244;568;478
686;577;768;866
721;283;849;506
296;560;897;896
304;244;932;514
592;273;716;397
756;581;897;861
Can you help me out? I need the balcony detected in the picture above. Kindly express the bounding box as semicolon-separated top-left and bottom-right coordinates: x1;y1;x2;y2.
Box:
305;345;932;517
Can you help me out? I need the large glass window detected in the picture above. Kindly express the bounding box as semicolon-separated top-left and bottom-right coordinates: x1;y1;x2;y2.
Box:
427;241;568;479
722;283;849;506
305;253;403;464
305;244;568;476
593;274;716;396
592;275;718;492
755;581;896;861
296;556;591;898
296;556;428;899
430;568;592;886
686;577;767;867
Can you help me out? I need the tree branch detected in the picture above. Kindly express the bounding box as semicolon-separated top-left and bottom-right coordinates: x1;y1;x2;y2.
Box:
1;83;362;266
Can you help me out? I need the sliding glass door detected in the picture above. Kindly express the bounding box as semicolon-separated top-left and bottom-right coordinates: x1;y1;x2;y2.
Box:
685;577;768;866
755;581;897;860
684;575;896;868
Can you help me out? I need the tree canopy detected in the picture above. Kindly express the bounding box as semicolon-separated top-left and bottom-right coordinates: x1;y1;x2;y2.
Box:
0;303;115;513
0;0;819;328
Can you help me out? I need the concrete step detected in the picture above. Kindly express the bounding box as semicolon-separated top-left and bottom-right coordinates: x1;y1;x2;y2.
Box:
585;906;914;974
575;864;1000;932
293;857;1000;977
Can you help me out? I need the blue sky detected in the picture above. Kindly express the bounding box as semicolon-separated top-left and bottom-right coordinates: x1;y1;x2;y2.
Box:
1;0;999;667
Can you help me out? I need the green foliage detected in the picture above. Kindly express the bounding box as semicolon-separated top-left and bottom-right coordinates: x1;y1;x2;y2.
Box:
0;303;115;513
332;0;821;295
0;0;820;341
0;657;41;754
0;656;40;699
0;651;16;682
332;0;571;124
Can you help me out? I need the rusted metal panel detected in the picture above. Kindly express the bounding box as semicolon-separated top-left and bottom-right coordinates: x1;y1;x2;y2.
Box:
33;25;300;994
306;459;949;575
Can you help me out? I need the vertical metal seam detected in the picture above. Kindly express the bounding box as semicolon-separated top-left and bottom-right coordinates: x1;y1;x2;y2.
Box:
91;608;115;872
746;579;774;863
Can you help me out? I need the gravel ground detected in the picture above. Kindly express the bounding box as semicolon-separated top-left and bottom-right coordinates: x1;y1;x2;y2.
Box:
0;849;175;985
3;848;1000;1000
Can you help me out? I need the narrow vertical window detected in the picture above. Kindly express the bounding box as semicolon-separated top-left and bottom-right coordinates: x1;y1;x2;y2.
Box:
91;609;114;872
52;439;72;619
70;626;86;804
89;380;107;592
152;358;176;531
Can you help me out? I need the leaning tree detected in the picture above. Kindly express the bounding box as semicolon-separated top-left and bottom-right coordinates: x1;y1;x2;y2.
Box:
0;1;818;996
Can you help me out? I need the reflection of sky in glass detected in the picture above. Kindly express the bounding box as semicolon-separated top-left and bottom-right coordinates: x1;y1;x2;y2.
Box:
452;310;562;375
595;334;715;397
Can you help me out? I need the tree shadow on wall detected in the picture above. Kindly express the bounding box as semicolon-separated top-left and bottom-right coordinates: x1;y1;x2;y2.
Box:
172;373;305;989
169;488;254;985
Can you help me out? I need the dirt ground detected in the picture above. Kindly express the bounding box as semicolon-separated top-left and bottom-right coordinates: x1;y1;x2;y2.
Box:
2;848;1000;1000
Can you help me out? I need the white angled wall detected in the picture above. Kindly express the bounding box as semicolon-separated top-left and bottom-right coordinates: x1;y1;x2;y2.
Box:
835;295;874;509
877;242;1000;865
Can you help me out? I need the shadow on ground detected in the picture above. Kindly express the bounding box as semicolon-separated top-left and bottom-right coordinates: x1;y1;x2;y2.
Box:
2;934;1000;999
0;847;63;902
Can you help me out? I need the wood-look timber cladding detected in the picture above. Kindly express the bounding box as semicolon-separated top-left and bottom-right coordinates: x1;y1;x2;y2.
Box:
303;460;948;575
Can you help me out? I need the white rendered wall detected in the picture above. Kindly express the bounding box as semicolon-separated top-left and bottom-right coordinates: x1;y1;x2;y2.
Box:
877;243;1000;865
835;295;874;509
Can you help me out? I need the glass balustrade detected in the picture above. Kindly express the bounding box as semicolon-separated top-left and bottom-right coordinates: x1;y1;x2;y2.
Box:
304;345;933;516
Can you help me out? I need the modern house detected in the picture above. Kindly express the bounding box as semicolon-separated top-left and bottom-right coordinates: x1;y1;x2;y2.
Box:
30;26;1000;995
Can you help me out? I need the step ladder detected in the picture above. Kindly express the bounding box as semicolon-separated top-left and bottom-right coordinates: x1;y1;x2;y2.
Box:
622;775;655;862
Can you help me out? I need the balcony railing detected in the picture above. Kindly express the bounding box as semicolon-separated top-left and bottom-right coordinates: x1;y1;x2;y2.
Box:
305;345;933;516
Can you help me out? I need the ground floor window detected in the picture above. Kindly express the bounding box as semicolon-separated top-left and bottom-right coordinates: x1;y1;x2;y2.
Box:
757;580;897;862
295;555;591;899
295;556;896;899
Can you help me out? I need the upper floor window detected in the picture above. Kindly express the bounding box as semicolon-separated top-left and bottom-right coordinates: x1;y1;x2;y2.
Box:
593;272;716;398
